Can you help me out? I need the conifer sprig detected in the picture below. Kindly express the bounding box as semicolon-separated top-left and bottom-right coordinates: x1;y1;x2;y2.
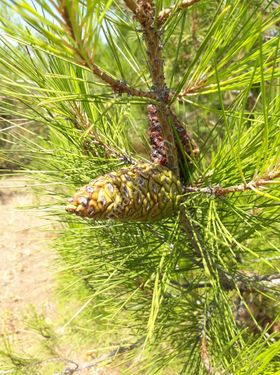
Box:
158;0;201;26
0;1;279;374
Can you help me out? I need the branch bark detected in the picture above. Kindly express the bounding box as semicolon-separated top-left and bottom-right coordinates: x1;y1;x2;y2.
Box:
60;337;145;374
171;272;280;295
184;170;280;196
124;0;180;175
58;1;156;100
218;271;280;295
88;62;157;99
123;0;137;14
200;335;219;375
158;0;201;26
69;104;135;164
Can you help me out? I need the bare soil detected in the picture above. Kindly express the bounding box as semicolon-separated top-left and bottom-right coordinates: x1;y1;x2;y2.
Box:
0;177;118;374
0;178;57;338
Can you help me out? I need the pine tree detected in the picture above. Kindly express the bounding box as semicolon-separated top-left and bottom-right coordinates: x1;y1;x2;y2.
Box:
0;0;280;374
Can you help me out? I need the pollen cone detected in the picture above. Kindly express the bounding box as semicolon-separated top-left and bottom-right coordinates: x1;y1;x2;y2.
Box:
66;163;182;222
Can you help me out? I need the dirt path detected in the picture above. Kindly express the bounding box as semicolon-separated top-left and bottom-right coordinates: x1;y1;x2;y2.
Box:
0;178;118;375
0;177;57;343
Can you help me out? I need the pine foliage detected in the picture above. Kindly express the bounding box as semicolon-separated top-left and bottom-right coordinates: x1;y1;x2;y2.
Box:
0;0;279;374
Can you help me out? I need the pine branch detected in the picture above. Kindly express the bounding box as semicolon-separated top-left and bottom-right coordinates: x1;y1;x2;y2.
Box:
123;1;200;175
172;273;280;294
0;339;145;375
124;1;207;292
184;169;280;196
180;210;216;277
59;338;145;375
1;2;280;373
123;0;137;14
170;279;211;290
88;61;156;99
221;272;280;294
69;105;134;164
158;0;201;26
0;358;80;375
124;0;180;175
200;336;218;375
251;274;280;283
58;1;156;100
178;77;207;97
198;301;221;375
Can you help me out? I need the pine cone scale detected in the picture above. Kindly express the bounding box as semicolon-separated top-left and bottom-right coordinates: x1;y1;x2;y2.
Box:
66;163;183;222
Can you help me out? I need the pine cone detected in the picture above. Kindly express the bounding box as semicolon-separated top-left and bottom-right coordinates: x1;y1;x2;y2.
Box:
66;163;182;222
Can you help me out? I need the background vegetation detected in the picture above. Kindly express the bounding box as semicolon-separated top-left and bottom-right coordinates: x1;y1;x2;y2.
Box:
0;0;279;374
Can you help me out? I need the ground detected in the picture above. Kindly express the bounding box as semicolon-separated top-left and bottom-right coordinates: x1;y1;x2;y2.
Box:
0;177;57;343
0;177;118;375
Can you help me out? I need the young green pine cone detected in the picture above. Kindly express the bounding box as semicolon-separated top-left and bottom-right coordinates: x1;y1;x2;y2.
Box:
66;163;183;222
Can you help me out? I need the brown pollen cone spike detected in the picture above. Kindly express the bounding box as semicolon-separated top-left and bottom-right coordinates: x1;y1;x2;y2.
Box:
171;112;199;159
147;104;168;166
147;105;199;178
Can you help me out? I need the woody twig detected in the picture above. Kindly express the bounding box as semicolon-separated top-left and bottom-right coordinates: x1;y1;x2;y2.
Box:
200;335;218;375
158;0;201;26
59;338;145;374
58;1;156;101
69;104;134;163
184;170;280;196
59;0;199;176
170;272;280;294
124;0;180;175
